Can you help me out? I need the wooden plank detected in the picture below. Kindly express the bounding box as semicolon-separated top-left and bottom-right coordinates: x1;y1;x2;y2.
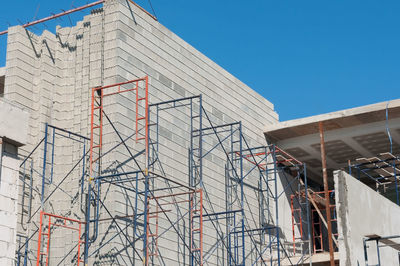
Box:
298;180;338;247
366;234;400;252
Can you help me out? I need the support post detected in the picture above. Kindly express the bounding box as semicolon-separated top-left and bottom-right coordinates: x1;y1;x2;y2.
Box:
376;239;381;266
41;123;49;207
318;122;335;266
239;123;245;265
0;0;105;36
36;211;44;266
393;162;399;206
84;184;91;264
272;144;280;264
363;239;369;266
303;164;313;266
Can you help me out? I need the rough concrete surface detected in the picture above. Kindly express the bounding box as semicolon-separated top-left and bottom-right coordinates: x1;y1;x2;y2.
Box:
334;170;400;265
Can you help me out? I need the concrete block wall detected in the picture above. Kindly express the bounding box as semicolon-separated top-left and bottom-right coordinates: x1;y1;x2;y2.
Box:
0;99;29;266
3;0;293;264
0;142;20;266
4;1;119;263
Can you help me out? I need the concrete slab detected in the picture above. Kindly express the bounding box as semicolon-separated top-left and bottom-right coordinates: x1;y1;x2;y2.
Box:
264;99;400;140
264;100;400;184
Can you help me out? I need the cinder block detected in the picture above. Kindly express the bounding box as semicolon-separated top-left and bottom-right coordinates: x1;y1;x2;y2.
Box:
0;256;15;266
0;225;16;243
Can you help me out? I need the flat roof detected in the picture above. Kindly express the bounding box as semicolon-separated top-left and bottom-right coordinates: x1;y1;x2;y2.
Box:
265;99;400;142
264;99;400;185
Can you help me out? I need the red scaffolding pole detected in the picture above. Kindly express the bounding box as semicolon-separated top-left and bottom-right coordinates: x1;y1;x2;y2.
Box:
146;189;203;266
0;1;105;36
319;121;335;265
89;77;149;181
0;0;161;36
290;194;303;255
36;211;84;266
290;189;338;254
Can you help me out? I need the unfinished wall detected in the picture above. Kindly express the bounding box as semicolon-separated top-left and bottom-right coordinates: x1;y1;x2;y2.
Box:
334;170;400;265
0;100;29;266
2;0;293;264
0;142;21;266
4;2;118;263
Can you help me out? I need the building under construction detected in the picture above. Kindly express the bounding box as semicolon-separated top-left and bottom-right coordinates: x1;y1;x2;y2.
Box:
0;1;399;265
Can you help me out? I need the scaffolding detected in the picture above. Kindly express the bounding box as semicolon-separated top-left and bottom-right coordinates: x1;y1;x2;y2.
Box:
349;153;400;205
290;182;339;256
17;124;89;265
363;234;400;266
292;190;338;254
15;77;313;265
0;0;319;264
36;212;84;266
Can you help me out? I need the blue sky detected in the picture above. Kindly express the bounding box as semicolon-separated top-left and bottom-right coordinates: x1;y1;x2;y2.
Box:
1;0;400;121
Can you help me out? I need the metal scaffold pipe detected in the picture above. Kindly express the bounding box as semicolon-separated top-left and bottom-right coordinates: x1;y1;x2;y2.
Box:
0;0;105;36
318;121;335;266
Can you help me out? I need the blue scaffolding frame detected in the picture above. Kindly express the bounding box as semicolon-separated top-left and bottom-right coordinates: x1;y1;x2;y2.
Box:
16;94;313;266
363;234;400;266
84;93;205;265
192;104;312;265
348;153;400;205
17;123;89;266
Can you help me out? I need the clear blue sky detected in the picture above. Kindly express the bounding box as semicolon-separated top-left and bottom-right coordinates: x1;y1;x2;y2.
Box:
1;0;400;121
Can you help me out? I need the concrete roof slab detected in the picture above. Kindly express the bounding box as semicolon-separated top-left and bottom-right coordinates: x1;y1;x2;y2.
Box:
265;99;400;142
264;99;400;185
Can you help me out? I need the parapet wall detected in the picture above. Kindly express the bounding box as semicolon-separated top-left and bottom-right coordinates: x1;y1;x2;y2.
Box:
334;170;400;265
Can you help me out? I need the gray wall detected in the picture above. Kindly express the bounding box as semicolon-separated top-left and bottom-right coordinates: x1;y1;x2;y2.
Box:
335;170;400;265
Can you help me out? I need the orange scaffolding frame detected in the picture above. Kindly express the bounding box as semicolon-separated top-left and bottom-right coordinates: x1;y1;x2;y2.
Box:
290;189;338;254
311;208;324;253
145;189;203;265
290;194;303;254
36;211;84;266
89;76;149;181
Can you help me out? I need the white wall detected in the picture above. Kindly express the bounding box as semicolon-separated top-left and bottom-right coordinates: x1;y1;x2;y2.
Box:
334;170;400;265
0;142;21;266
0;100;28;265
